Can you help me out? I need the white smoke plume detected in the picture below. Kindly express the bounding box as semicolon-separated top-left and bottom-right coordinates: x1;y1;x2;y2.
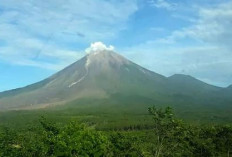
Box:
85;42;114;54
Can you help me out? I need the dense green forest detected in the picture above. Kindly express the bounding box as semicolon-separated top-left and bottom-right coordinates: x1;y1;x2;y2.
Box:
0;106;232;157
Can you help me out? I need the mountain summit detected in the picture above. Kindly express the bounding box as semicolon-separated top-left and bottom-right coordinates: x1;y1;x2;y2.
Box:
0;49;162;110
0;45;231;111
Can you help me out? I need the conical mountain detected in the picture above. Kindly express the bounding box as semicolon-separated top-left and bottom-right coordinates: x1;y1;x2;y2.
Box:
0;50;231;112
0;50;166;110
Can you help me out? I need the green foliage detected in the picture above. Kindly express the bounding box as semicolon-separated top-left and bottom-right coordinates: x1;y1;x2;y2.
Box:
41;120;110;156
148;106;190;156
148;106;232;157
0;128;22;157
109;132;144;156
0;119;110;157
0;106;232;157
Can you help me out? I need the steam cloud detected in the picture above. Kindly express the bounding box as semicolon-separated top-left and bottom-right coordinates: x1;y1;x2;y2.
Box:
85;42;114;54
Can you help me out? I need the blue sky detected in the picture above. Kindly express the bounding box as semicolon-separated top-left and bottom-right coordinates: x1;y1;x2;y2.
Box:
0;0;232;91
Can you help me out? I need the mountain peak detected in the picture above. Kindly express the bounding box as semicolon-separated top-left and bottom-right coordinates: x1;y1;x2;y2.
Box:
227;85;232;89
87;49;112;56
85;50;129;70
169;74;195;80
83;42;129;68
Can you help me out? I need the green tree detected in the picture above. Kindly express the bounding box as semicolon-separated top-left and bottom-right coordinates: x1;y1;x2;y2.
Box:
109;132;144;156
40;118;111;156
148;106;195;157
148;106;178;156
0;128;24;157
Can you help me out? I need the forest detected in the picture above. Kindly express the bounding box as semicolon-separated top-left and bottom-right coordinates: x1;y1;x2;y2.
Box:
0;106;231;157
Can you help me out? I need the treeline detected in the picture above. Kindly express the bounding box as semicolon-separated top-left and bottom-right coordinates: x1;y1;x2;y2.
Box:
0;107;232;157
101;124;154;131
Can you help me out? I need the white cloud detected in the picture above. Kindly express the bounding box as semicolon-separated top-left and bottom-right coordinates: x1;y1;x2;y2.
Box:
0;45;84;70
148;0;177;10
85;42;114;54
122;41;232;87
120;1;232;87
0;0;137;70
0;0;137;41
159;1;232;49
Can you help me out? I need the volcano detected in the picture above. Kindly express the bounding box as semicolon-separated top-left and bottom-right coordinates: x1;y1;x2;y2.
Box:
0;49;231;112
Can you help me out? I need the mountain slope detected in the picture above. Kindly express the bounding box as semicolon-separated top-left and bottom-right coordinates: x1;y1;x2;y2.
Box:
226;85;232;91
0;51;166;110
0;50;231;112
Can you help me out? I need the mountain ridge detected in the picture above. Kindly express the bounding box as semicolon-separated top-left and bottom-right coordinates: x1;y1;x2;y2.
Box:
0;50;231;111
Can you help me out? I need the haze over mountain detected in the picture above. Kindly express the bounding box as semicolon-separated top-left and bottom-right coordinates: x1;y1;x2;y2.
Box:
0;43;231;113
